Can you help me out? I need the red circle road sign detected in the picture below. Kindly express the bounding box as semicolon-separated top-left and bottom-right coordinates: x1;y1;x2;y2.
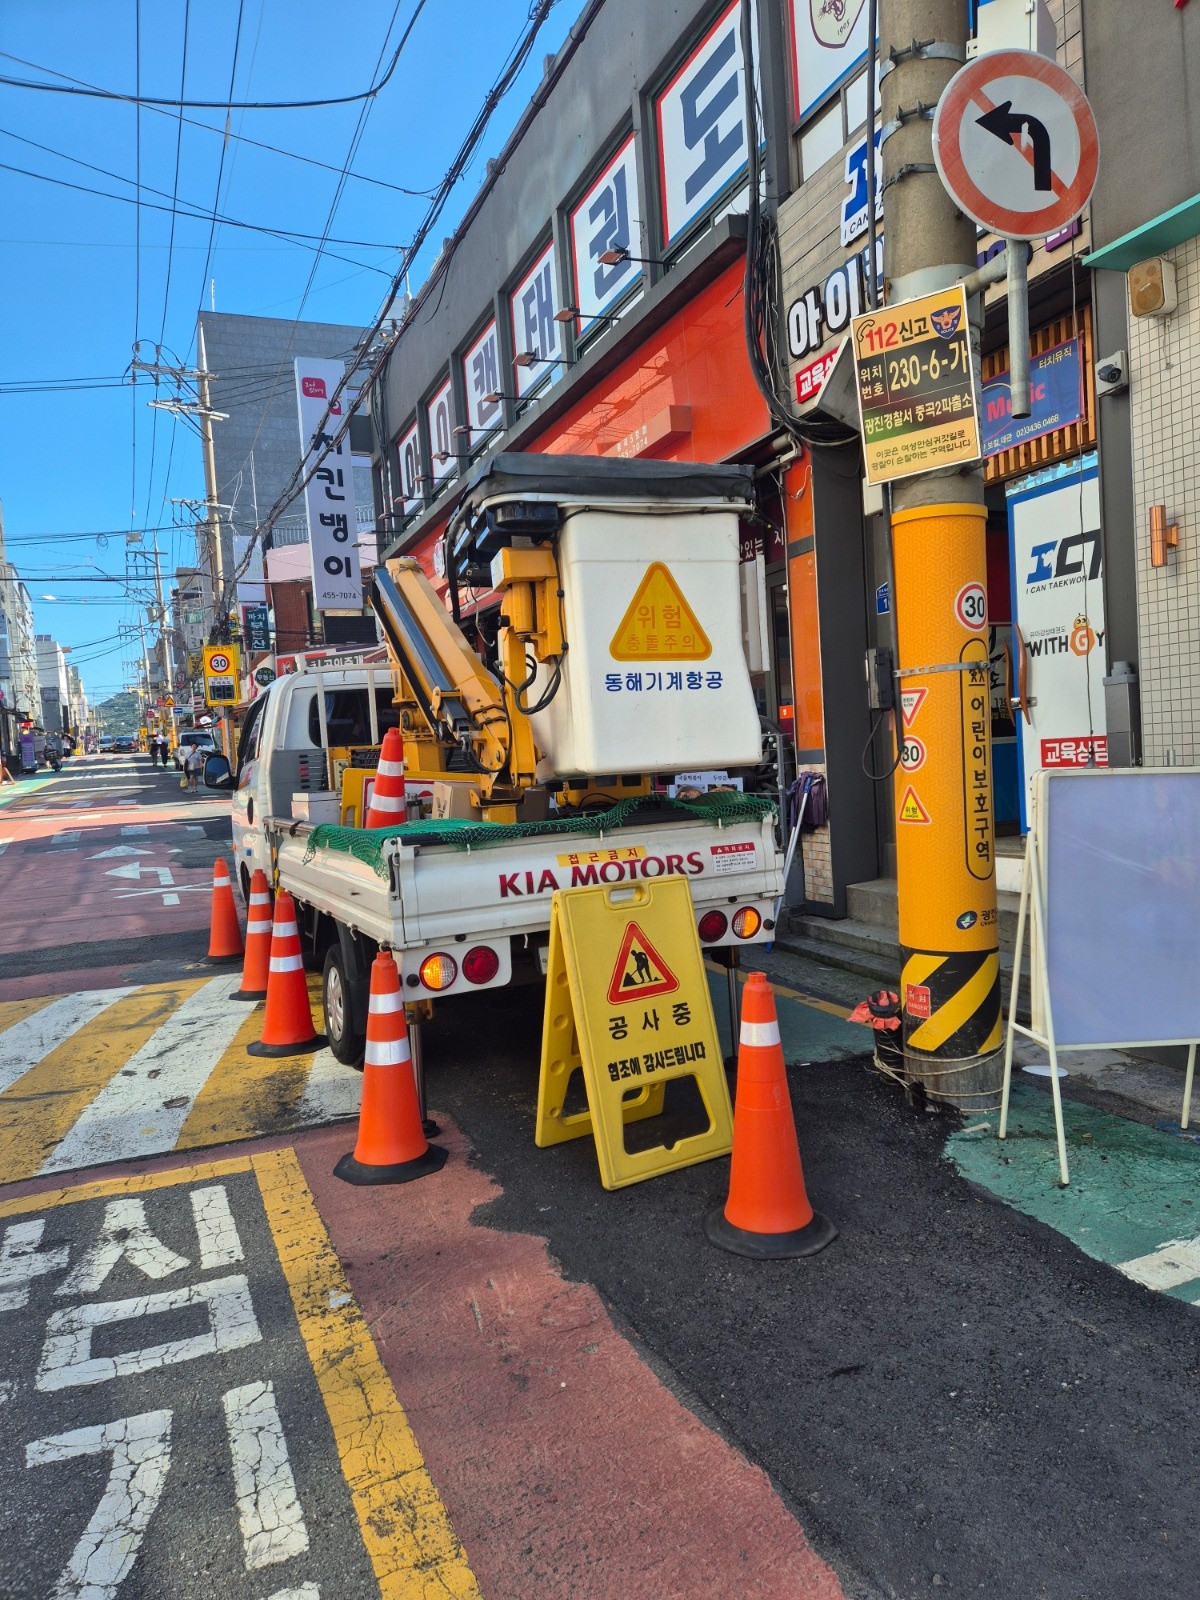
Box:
207;651;231;673
932;50;1099;240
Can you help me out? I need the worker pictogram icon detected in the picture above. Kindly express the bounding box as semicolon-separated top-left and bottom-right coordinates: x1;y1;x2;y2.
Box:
932;50;1099;240
606;921;679;1005
610;562;712;661
898;785;932;826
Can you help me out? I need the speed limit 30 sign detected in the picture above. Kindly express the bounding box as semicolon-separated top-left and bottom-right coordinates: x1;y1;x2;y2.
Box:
954;582;988;631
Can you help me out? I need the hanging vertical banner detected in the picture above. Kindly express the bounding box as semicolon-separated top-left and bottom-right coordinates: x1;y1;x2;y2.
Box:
295;359;361;612
569;136;644;336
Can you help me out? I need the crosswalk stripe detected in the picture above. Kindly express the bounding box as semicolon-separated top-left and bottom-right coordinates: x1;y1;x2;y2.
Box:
297;1049;363;1127
175;1004;301;1151
41;973;245;1176
0;989;130;1097
0;981;207;1185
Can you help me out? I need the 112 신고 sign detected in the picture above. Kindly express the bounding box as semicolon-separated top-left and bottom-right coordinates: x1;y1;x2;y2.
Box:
852;285;981;485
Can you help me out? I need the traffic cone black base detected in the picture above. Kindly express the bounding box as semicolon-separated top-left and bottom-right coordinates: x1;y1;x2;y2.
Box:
230;987;268;1002
333;1143;447;1186
247;1033;326;1059
422;1117;440;1138
704;1205;837;1260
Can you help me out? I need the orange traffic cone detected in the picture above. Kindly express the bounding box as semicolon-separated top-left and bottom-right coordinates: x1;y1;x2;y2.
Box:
365;727;405;828
247;890;323;1057
232;869;272;1001
207;859;244;962
334;950;447;1185
705;973;836;1259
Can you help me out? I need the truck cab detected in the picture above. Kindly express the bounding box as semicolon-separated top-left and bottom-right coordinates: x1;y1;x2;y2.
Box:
207;666;395;901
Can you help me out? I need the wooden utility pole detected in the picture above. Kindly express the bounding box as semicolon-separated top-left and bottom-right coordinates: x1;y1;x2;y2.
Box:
879;0;1001;1108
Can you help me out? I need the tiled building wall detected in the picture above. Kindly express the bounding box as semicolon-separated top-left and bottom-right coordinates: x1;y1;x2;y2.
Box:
1126;232;1200;766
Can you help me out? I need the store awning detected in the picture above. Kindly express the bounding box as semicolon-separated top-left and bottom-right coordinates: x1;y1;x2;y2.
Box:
1084;192;1200;272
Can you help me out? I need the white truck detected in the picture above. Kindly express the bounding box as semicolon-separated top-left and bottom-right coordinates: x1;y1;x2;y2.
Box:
207;455;787;1069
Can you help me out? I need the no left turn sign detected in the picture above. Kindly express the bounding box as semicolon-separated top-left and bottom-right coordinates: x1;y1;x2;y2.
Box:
933;50;1099;240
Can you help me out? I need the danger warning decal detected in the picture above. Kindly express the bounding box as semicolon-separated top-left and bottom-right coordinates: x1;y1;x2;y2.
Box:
898;785;932;825
606;921;680;1005
610;563;712;661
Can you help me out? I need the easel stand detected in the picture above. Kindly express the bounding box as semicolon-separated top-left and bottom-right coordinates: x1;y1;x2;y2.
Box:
999;830;1199;1187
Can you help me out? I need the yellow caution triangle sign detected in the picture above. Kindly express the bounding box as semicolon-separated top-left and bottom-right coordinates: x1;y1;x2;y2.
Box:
898;785;932;825
606;921;679;1005
610;562;712;661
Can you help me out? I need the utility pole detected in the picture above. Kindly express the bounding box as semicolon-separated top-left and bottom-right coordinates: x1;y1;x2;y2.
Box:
879;0;1001;1107
195;324;226;637
140;334;229;643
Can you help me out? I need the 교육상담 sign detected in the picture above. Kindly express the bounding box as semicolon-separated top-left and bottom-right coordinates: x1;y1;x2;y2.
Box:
852;285;981;485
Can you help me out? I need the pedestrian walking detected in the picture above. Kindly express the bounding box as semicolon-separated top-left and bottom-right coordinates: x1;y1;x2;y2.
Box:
156;731;169;767
0;752;15;785
184;741;205;793
148;736;159;767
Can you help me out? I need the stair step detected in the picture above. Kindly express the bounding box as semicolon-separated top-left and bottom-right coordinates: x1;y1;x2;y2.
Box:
843;878;1024;950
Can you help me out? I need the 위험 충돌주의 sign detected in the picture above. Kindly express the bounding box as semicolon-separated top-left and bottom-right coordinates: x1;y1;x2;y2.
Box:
852;286;981;485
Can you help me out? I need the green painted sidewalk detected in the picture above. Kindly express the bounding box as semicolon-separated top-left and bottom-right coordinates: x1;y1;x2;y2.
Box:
948;1083;1200;1305
705;963;866;1064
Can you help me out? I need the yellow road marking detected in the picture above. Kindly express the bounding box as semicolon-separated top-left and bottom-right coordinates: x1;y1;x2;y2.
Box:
175;1006;308;1150
704;961;851;1021
253;1148;482;1598
0;978;207;1186
0;993;56;1035
0;1155;253;1218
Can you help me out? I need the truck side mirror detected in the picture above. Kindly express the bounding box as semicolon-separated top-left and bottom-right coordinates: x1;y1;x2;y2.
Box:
203;753;233;789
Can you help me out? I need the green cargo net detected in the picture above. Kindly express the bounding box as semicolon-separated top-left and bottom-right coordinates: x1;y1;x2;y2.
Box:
302;791;777;877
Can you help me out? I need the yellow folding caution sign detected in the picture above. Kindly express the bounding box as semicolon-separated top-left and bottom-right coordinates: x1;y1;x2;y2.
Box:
536;877;733;1190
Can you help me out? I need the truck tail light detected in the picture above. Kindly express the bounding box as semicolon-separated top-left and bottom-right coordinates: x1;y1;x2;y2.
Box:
462;945;500;984
732;906;761;939
697;910;728;943
418;952;458;991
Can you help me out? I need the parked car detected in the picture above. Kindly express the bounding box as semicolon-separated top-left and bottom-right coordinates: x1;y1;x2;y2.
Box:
110;735;137;753
174;730;218;771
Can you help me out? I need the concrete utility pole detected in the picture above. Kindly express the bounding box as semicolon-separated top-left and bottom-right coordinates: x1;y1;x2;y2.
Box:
879;0;1001;1107
195;325;226;637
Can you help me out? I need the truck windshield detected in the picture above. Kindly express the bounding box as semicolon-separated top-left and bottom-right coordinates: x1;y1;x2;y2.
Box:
308;688;397;749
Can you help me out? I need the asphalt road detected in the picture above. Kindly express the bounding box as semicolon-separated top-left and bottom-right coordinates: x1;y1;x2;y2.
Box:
422;981;1200;1600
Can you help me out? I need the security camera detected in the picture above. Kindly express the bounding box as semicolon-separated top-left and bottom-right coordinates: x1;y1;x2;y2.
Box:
1095;351;1128;398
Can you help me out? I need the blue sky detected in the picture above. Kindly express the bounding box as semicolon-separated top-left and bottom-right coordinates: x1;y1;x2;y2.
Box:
0;0;581;700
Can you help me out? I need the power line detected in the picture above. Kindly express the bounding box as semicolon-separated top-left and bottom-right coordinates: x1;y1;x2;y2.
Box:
195;0;247;321
0;50;438;198
0;144;400;262
221;0;562;614
0;18;427;110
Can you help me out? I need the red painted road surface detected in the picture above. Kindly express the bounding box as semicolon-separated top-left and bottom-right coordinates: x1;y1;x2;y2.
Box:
2;1118;848;1600
0;755;229;962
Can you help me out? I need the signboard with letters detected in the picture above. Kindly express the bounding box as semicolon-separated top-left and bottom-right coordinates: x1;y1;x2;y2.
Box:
656;0;755;247
202;643;241;708
242;604;271;655
294;359;361;612
510;243;562;399
840;124;883;246
425;377;455;488
791;0;874;125
1008;468;1107;829
569;135;644;335
982;337;1083;457
851;286;981;485
396;419;422;516
463;319;503;444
